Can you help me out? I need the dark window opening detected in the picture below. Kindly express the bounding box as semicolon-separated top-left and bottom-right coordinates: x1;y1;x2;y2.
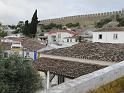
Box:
99;34;102;39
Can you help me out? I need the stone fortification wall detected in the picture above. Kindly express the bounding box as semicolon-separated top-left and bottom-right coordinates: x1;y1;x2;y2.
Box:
40;9;124;27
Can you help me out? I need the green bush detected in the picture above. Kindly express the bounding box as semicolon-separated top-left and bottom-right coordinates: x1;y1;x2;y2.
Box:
0;55;42;93
0;31;7;37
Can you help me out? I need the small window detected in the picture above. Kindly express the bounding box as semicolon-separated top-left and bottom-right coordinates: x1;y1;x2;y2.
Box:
67;39;69;42
75;39;78;42
99;34;102;39
58;34;61;38
26;52;29;57
70;39;72;42
113;34;118;40
4;52;8;57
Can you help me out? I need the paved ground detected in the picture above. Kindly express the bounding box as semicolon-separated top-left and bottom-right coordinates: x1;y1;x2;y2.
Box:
41;54;115;66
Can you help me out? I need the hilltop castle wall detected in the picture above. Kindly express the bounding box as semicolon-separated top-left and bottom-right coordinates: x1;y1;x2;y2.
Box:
40;9;124;27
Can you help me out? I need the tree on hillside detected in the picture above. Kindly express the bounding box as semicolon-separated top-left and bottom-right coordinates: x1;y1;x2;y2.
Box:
8;25;17;29
23;20;30;36
95;18;112;28
0;41;3;58
66;23;80;28
29;10;39;37
56;24;63;29
0;55;42;93
66;23;73;28
0;31;7;37
116;14;124;27
16;21;24;33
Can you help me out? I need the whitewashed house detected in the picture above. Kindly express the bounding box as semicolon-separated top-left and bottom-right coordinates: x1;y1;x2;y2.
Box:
45;30;78;48
4;33;24;38
93;27;124;43
1;37;46;60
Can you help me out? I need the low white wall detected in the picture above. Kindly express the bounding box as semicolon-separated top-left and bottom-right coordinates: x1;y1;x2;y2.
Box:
41;61;124;93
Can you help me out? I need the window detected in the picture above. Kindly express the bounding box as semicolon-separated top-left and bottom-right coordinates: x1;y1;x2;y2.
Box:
26;52;30;57
113;34;118;40
4;52;8;57
58;34;61;38
75;39;78;42
67;39;69;42
99;34;102;39
70;39;72;42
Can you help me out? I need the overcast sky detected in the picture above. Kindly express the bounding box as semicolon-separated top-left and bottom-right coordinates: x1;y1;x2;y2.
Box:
0;0;124;25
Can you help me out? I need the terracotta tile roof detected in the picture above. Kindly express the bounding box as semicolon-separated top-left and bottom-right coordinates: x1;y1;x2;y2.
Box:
34;57;105;78
94;27;124;32
21;38;46;51
43;42;124;62
2;42;12;50
46;30;77;35
3;37;23;42
2;37;46;51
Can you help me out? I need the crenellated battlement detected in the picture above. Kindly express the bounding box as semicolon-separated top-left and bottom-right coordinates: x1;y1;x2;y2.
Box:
40;9;124;27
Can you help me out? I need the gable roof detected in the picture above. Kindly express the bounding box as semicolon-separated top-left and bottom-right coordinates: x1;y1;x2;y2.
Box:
34;57;105;79
1;37;46;51
43;42;124;62
46;30;77;35
1;42;12;50
21;38;46;51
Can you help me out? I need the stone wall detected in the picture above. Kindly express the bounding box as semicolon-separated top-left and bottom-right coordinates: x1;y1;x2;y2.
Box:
41;61;124;93
40;9;124;27
88;76;124;93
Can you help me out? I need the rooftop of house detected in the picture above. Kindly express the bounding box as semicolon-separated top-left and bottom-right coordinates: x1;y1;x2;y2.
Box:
1;37;46;51
94;27;124;32
34;57;106;79
2;42;12;50
21;38;46;51
46;29;77;35
43;42;124;62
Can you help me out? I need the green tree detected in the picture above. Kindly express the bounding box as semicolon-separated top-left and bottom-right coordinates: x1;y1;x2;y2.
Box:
66;23;80;28
23;20;30;36
0;31;7;37
0;41;3;58
8;25;17;29
30;10;39;37
16;21;24;33
116;15;124;27
95;18;112;28
0;55;42;93
66;23;73;28
56;24;63;29
118;18;124;27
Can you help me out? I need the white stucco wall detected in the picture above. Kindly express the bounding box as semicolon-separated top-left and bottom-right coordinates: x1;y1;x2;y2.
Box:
48;32;74;45
93;31;124;43
41;61;124;93
23;51;34;59
63;38;78;46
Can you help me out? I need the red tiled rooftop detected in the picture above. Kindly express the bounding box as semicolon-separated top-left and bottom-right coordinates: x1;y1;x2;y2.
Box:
34;57;106;78
43;42;124;62
46;30;77;35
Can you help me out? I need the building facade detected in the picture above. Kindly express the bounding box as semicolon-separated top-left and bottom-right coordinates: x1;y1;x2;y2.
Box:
45;30;78;48
93;27;124;43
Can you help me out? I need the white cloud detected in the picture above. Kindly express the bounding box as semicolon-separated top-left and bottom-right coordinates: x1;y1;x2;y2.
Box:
0;0;123;24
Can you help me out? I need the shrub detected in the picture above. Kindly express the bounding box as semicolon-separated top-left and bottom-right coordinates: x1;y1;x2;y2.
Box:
0;55;42;93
